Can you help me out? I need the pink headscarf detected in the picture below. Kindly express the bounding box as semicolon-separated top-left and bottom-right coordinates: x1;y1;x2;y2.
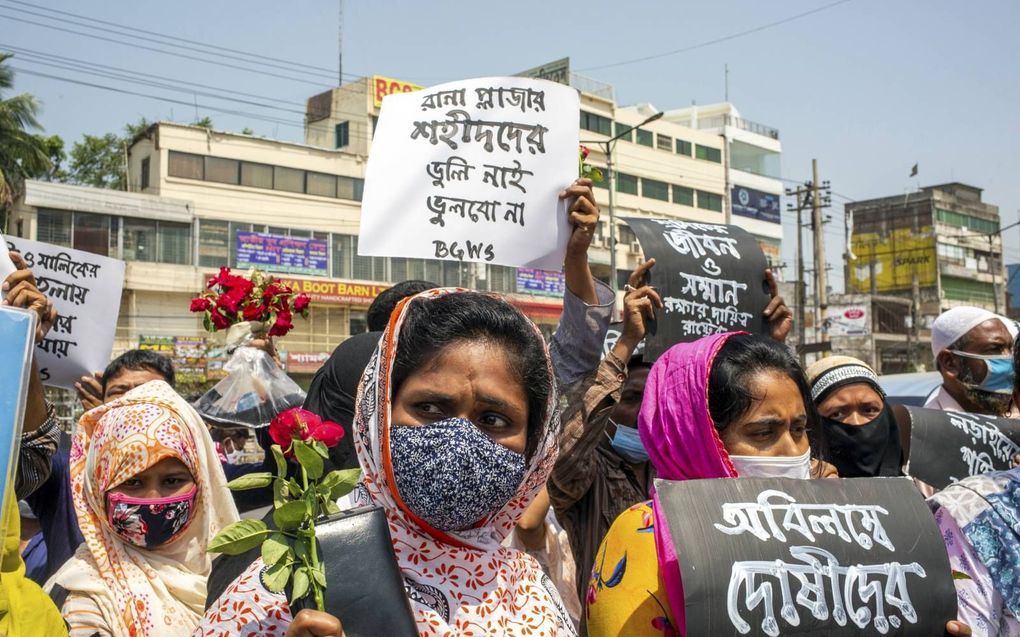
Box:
638;332;742;635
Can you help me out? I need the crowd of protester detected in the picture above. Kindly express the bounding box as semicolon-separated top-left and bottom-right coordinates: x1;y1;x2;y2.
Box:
1;177;1018;636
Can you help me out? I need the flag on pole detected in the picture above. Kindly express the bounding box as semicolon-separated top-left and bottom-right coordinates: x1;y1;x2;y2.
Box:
909;163;918;178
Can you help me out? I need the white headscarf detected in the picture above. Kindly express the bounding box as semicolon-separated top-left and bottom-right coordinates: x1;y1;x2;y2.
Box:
930;306;1017;357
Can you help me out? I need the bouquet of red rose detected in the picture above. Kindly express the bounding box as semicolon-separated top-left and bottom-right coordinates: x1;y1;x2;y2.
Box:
209;407;361;611
191;267;311;337
192;267;310;429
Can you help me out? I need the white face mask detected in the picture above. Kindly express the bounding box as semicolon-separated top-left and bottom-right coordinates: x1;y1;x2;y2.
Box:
729;448;812;480
222;439;245;465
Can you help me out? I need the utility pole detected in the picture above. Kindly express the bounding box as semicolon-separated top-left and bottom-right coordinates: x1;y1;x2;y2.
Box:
810;159;832;342
786;184;810;363
337;0;344;86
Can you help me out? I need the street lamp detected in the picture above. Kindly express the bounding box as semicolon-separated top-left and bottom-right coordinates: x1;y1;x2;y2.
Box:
582;110;664;295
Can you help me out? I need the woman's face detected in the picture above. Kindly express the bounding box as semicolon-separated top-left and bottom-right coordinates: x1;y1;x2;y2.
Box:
107;457;195;500
816;383;884;425
719;370;810;457
391;340;530;454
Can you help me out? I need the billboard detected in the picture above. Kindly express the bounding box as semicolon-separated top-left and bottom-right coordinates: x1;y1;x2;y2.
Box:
823;303;870;336
235;232;329;277
372;75;423;108
516;267;566;297
731;185;781;224
849;226;936;293
273;277;388;306
514;58;571;85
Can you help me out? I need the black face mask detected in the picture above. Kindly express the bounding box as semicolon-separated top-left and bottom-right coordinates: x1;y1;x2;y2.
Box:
822;404;903;478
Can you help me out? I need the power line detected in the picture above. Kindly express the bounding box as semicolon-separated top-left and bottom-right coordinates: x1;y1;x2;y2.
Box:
3;0;345;76
10;67;306;129
0;13;335;88
1;44;307;109
578;0;854;72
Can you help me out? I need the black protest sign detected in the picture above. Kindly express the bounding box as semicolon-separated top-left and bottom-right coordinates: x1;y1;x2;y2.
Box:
904;406;1020;491
601;321;646;359
656;477;955;636
623;218;770;359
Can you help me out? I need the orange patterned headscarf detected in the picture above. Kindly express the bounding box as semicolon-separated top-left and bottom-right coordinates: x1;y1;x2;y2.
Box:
49;380;239;637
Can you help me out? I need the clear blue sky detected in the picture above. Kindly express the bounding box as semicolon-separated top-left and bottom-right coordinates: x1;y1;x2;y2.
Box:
4;0;1019;292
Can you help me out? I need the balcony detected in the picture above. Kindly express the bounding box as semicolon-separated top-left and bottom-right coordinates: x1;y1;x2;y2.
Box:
724;115;780;140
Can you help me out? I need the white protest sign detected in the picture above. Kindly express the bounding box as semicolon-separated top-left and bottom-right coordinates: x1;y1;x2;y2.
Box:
2;236;125;389
358;77;579;271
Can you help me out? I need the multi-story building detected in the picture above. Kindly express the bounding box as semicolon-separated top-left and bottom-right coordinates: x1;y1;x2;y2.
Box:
846;183;1005;342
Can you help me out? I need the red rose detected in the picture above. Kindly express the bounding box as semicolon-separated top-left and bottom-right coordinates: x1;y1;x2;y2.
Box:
209;266;231;288
217;292;242;315
209;306;231;330
308;420;344;448
262;283;284;300
293;293;311;313
580;145;590;159
242;302;265;322
269;408;324;453
268;310;294;337
189;297;211;312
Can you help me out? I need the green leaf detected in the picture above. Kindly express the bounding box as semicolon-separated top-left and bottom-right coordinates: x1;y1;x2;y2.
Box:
293;535;311;562
290;567;311;604
262;559;292;593
203;313;213;332
952;570;973;581
328;468;362;501
271;444;287;479
226;472;274;491
311;563;327;588
261;532;292;567
293;440;324;480
323;500;341;516
589;167;604;184
310;439;329;459
273;478;289;508
287;478;302;497
273;500;308;531
207;519;270;555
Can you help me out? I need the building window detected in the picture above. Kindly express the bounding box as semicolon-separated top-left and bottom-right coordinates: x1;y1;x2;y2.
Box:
642;178;669;202
697;190;723;212
616;172;638;195
672;185;694;206
240;162;273;189
205;156;240;185
936;208;999;234
655;134;673;152
73;212;112;257
332;234;352;278
159;221;192;265
695;144;722;163
942;275;995;305
580;111;612;136
335;121;350;149
122;217;158;262
337;176;364;201
675;139;692;156
37;209;72;246
168;151;204;180
613;122;632;142
635;129;654;147
306;172;337;198
122;219;191;264
273;166;305;193
199;219;230;268
140;157;150;190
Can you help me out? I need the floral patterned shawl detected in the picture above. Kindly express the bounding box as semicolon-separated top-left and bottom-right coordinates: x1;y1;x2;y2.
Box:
48;380;239;637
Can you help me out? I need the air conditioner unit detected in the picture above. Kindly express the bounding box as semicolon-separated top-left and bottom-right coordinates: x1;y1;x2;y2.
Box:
630;241;642;253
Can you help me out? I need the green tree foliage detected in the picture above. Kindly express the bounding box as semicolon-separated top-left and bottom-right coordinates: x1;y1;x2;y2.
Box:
0;53;52;208
66;117;150;190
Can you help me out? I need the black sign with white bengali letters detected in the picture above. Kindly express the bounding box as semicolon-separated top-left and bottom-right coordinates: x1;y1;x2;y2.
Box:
656;477;956;636
623;218;771;359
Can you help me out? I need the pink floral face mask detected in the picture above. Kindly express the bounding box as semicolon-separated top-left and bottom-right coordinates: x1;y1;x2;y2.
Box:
106;486;198;548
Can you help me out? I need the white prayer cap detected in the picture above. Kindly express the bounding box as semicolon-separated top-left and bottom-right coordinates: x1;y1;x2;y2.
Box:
930;306;1018;357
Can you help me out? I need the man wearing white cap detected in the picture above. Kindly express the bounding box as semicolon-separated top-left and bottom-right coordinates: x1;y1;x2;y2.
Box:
926;306;1019;417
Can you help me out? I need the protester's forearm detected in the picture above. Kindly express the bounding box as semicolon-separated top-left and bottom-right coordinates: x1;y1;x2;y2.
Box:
23;358;47;433
563;247;598;305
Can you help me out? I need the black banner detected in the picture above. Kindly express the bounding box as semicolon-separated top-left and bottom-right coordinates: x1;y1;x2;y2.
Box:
623;218;770;359
905;406;1020;491
656;477;956;636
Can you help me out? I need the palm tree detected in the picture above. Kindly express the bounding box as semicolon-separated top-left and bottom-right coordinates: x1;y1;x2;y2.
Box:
0;53;51;214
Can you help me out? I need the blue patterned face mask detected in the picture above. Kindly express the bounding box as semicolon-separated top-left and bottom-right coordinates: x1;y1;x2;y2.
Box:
389;418;526;532
950;350;1016;395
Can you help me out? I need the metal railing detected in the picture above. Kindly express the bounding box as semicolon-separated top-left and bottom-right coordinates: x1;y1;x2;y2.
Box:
569;73;615;101
725;115;780;140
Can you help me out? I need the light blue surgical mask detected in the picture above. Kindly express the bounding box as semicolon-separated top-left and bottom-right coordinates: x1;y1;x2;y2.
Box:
949;350;1015;395
608;421;649;464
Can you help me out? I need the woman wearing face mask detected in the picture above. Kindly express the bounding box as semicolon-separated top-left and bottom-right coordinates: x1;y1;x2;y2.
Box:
585;333;973;637
806;356;905;478
47;380;240;637
200;289;576;637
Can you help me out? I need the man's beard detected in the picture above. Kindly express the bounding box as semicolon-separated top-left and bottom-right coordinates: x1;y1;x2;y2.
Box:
959;366;1014;416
